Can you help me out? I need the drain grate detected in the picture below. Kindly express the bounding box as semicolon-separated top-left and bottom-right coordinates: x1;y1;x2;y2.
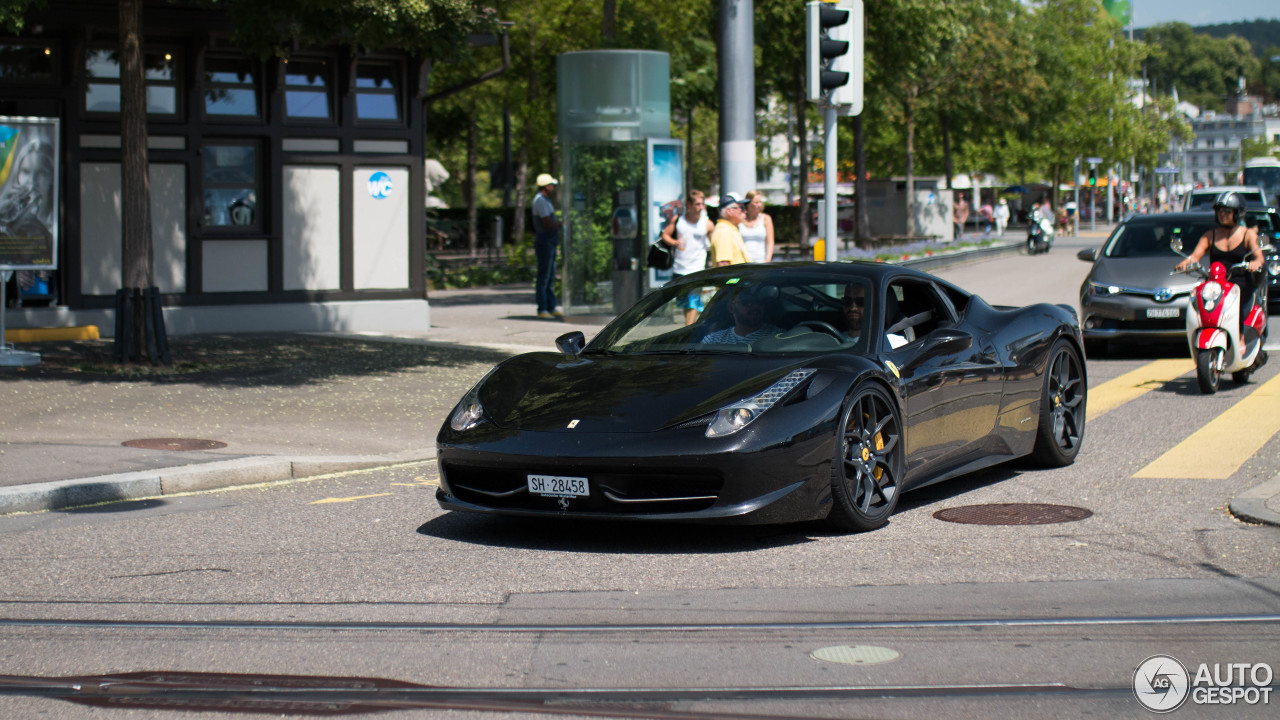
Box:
933;502;1092;526
122;438;228;451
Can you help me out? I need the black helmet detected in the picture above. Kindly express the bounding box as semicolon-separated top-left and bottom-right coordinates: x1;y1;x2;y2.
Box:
1212;191;1245;226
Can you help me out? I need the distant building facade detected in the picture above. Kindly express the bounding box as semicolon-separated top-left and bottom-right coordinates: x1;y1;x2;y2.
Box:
2;0;432;335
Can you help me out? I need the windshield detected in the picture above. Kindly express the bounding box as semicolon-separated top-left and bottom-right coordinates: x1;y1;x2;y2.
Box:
1243;166;1280;207
587;270;874;356
1103;221;1214;258
1186;190;1263;210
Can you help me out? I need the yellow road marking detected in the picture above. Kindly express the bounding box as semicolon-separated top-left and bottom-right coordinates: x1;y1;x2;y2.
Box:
1087;359;1192;421
310;493;394;504
1134;371;1280;479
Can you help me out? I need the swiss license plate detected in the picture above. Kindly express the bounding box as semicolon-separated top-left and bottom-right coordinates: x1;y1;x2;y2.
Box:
527;474;590;497
1146;307;1180;318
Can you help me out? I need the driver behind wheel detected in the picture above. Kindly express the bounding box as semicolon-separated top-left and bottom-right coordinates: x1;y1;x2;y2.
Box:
700;285;783;345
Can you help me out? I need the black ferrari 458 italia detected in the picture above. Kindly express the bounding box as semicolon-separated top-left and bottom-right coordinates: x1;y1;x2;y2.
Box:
437;262;1087;532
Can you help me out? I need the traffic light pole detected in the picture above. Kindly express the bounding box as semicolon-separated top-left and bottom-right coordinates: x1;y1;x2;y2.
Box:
823;105;838;261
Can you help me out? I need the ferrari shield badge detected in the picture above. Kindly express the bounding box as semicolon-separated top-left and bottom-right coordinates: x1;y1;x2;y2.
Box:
567;419;580;428
884;360;900;378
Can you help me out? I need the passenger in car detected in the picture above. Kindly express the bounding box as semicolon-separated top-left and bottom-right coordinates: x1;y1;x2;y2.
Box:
839;284;866;342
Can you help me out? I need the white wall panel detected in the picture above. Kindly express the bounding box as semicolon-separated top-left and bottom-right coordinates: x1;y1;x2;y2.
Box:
353;167;409;290
283;166;341;291
78;163;186;295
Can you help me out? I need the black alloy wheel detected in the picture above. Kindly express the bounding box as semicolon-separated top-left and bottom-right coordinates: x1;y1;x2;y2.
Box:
1032;339;1086;466
828;383;904;532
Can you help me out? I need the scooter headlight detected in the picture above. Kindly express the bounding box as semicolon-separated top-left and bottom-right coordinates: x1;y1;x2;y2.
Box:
1268;259;1280;276
1199;281;1222;311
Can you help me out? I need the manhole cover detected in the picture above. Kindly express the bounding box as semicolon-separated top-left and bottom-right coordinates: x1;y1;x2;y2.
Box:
811;645;900;666
933;503;1092;525
122;438;228;451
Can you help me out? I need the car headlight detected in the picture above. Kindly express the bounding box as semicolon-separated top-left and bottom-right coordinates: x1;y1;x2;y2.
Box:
1088;281;1120;296
706;369;815;438
448;367;498;432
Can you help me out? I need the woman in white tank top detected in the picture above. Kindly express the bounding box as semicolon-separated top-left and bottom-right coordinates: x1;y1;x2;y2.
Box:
739;190;774;263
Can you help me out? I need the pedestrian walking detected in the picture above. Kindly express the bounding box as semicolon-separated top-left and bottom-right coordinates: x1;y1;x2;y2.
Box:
994;198;1010;236
661;190;714;325
739;190;775;263
710;193;750;266
953;194;970;240
532;173;562;319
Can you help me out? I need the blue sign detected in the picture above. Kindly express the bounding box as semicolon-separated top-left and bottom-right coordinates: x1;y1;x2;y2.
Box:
368;171;393;199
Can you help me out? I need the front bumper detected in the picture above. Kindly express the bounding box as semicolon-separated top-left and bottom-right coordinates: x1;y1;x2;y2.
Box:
1080;292;1189;339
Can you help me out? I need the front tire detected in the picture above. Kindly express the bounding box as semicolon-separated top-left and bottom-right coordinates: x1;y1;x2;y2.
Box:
828;384;904;533
1195;348;1221;394
1031;340;1086;466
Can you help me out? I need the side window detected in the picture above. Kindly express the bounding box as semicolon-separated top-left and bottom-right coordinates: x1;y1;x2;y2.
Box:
84;47;179;116
354;60;402;123
0;43;58;84
202;143;260;231
283;57;334;122
204;54;260;119
884;280;956;348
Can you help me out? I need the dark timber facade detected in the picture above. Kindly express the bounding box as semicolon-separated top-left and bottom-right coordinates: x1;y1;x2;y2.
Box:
3;0;432;334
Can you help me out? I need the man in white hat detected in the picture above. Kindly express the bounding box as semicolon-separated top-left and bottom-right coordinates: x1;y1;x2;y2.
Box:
532;173;562;318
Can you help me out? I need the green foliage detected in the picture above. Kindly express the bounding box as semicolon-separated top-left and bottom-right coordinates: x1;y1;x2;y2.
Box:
213;0;495;60
0;0;42;32
564;143;646;307
1141;22;1261;111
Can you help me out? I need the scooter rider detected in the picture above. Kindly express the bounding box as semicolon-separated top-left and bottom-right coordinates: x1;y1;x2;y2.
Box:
1174;191;1264;312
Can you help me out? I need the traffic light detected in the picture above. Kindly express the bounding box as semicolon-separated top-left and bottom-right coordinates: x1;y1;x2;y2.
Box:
1088;168;1097;187
806;0;863;114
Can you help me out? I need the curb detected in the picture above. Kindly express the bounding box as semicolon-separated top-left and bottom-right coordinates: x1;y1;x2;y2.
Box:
897;241;1026;271
1229;473;1280;528
0;449;438;515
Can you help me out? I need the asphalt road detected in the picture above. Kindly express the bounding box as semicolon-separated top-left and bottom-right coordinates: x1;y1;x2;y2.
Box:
1;240;1277;719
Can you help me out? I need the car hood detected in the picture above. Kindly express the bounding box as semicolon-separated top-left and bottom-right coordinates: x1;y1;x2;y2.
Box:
1090;257;1199;293
476;352;806;433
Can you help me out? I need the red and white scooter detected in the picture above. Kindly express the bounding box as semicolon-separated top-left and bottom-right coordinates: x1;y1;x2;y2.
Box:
1172;245;1272;394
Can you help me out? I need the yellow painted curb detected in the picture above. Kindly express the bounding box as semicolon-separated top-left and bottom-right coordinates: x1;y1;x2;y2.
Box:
3;326;100;343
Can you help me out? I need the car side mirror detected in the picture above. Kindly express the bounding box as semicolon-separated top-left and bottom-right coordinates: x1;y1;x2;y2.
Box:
556;331;585;355
1076;248;1097;263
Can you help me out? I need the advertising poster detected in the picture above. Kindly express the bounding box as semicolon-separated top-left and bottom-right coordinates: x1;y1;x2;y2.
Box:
646;138;684;286
0;116;60;270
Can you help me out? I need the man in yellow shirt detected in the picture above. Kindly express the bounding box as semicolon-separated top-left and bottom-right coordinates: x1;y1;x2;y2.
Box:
710;193;750;266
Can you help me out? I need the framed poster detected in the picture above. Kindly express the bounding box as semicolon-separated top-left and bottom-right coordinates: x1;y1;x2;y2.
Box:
645;138;684;287
0;116;60;270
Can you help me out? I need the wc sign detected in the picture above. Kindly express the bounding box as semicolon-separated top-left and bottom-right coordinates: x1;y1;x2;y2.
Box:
367;171;393;199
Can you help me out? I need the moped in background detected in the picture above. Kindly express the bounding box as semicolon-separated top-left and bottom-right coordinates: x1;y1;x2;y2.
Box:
1026;205;1055;255
1171;239;1272;394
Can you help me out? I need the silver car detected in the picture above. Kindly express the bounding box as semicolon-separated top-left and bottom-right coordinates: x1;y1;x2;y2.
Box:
1077;212;1219;352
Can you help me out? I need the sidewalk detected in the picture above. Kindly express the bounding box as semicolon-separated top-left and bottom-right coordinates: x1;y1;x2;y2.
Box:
2;245;1275;528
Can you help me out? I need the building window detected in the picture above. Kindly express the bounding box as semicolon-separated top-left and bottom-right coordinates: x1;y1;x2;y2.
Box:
0;43;56;83
204;55;259;119
85;48;179;115
1207;138;1214;149
283;58;333;121
203;143;259;230
354;60;401;123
